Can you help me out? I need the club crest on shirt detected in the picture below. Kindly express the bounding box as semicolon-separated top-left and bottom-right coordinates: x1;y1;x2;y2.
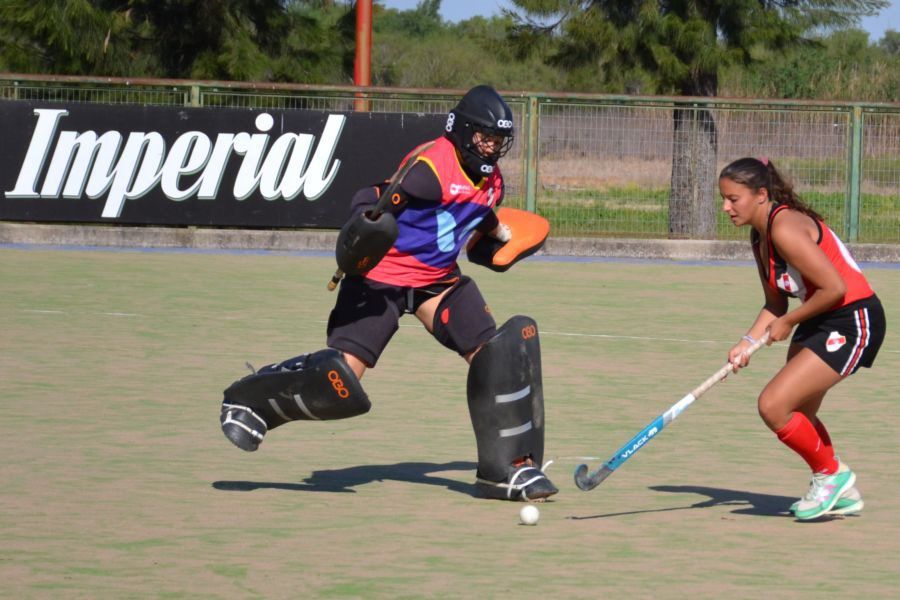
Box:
778;272;797;293
826;331;846;352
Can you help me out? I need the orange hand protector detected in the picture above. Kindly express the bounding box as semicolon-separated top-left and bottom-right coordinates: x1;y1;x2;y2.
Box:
466;207;550;272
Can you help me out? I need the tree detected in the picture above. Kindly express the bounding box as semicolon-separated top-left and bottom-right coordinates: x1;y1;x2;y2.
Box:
371;0;447;86
724;28;899;101
0;0;152;75
506;0;888;239
0;0;354;82
372;7;564;90
880;29;900;56
374;0;443;38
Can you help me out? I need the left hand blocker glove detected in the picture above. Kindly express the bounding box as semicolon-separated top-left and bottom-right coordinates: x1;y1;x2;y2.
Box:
466;207;550;272
335;209;398;277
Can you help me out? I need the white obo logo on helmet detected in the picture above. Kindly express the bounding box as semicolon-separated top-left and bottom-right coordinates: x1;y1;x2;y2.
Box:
496;119;513;130
445;113;456;133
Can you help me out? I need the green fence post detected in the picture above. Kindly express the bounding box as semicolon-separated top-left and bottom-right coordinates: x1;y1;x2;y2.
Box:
846;105;863;242
524;95;539;213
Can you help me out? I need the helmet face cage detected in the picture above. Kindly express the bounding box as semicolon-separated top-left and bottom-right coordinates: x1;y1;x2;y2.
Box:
469;122;514;163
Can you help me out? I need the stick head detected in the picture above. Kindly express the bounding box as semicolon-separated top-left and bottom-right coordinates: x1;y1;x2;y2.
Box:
574;463;613;491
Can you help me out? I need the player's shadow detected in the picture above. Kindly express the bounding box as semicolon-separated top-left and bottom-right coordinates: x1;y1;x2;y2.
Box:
213;460;478;497
569;485;796;520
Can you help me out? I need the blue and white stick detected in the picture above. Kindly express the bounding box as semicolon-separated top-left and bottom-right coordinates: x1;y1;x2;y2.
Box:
574;332;770;491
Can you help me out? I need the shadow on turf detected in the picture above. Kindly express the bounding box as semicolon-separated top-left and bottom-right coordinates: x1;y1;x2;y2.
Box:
213;460;479;496
569;485;797;520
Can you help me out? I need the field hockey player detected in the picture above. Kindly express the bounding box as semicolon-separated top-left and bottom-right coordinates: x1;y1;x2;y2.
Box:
719;157;886;521
219;85;557;502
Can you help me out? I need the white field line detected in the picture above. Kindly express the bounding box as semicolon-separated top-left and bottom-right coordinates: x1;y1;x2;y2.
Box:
553;455;602;462
17;308;900;353
541;330;721;345
21;309;139;317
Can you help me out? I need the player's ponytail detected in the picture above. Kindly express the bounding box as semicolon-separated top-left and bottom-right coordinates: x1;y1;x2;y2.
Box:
719;157;823;221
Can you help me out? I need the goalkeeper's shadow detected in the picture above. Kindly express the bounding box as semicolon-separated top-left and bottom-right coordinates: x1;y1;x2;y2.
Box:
212;460;478;496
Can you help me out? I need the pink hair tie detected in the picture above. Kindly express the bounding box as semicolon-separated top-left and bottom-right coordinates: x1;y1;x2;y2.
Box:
758;156;769;166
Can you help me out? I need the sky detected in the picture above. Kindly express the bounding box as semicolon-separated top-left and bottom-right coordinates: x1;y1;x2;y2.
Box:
378;0;899;42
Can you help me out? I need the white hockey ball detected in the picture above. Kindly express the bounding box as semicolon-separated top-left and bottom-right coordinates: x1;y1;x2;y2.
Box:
519;504;540;526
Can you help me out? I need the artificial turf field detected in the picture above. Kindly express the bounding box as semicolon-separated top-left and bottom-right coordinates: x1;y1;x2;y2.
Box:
2;246;897;598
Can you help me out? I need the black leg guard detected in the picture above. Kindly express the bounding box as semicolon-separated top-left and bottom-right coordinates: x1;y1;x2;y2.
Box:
220;349;370;452
466;316;558;501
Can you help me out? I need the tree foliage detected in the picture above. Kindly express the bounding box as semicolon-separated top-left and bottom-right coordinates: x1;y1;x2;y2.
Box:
505;0;889;96
723;28;900;101
879;29;900;56
0;0;354;82
371;4;564;90
0;0;895;100
0;0;150;75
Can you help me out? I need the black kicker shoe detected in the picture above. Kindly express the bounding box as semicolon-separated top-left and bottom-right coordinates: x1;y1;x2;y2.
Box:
475;460;558;502
220;402;268;452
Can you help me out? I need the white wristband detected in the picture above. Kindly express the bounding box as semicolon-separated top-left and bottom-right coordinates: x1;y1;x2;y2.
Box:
741;334;757;345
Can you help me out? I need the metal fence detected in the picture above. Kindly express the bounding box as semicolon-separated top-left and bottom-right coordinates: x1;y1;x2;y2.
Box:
2;74;898;243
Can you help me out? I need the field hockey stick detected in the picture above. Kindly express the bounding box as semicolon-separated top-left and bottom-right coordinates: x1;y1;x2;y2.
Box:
327;142;434;291
574;332;770;491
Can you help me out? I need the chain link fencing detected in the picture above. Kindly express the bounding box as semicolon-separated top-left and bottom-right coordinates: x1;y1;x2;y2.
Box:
2;76;897;243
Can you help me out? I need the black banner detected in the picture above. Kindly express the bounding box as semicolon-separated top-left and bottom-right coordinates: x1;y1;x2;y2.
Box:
0;100;444;228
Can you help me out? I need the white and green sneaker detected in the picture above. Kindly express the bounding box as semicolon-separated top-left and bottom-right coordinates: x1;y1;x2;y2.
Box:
790;485;863;516
793;462;857;520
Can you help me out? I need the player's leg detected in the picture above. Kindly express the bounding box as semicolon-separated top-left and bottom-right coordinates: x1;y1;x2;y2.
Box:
339;353;369;380
465;315;557;501
326;276;406;374
220;276;403;451
776;351;861;515
767;298;885;519
419;281;557;500
780;343;862;515
758;346;841;431
220;348;371;451
414;277;496;357
759;348;848;517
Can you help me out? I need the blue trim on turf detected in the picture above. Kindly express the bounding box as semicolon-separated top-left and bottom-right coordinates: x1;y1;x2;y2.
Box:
0;243;333;258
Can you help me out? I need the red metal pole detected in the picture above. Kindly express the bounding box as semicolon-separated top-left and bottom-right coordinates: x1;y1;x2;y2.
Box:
354;0;372;111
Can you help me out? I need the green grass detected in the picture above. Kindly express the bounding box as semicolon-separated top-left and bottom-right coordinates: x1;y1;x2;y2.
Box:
1;248;899;598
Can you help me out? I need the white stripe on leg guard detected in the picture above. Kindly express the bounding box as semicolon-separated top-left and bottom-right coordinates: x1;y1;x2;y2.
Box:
495;385;530;404
496;386;532;438
267;398;290;422
291;392;321;421
499;421;533;438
